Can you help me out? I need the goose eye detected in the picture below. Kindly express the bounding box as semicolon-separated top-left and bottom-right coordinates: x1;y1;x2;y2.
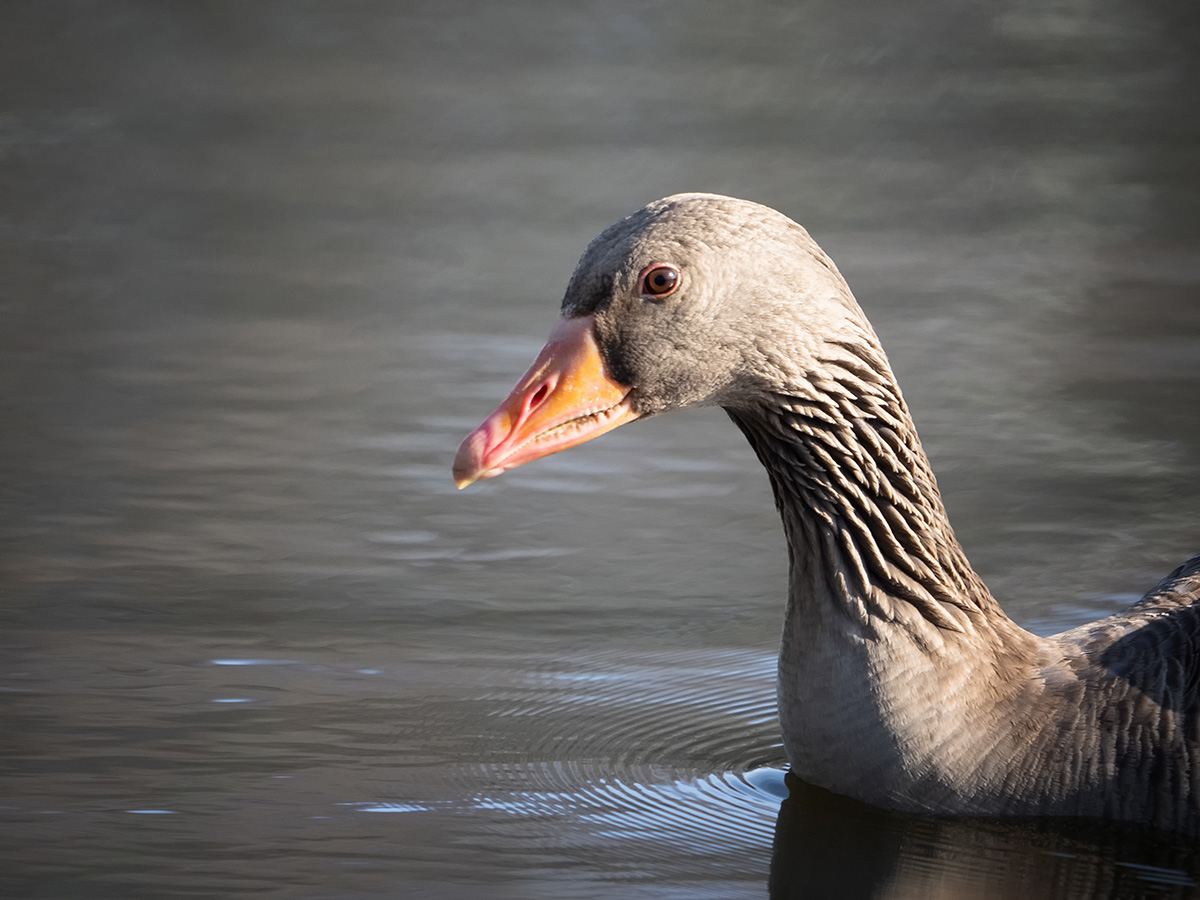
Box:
639;264;680;299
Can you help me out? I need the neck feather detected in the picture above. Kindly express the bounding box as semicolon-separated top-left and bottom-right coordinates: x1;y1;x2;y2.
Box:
726;334;1009;644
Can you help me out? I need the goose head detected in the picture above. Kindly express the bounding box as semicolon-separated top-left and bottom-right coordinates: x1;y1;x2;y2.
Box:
453;192;865;488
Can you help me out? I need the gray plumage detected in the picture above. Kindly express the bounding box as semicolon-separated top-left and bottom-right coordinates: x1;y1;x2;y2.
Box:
565;193;1200;833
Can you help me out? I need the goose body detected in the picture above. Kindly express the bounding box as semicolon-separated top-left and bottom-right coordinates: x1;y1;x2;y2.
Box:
453;193;1200;833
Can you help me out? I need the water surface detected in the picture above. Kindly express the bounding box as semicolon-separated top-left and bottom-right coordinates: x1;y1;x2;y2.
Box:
1;1;1199;898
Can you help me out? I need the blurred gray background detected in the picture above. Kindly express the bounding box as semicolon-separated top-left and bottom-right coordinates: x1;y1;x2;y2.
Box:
1;2;1198;898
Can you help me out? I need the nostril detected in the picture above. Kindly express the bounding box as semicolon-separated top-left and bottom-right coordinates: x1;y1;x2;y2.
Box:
529;383;550;409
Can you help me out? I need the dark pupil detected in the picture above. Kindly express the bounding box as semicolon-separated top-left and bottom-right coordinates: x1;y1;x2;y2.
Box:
648;269;676;294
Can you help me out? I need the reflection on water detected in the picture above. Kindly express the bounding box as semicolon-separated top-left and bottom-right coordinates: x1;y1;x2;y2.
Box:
1;0;1199;897
772;779;1200;899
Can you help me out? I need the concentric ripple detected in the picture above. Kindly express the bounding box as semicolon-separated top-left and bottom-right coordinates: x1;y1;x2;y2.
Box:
437;648;789;872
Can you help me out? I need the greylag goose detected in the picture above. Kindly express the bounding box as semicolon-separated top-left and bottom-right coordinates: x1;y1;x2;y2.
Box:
453;193;1200;833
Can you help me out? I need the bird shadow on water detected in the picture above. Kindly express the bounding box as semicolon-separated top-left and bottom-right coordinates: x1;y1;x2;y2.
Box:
769;774;1200;900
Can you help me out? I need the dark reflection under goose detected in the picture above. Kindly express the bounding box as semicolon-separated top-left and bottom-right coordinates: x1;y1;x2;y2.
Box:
772;778;1200;900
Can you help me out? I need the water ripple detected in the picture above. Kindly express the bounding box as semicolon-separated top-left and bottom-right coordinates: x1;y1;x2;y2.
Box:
433;649;788;863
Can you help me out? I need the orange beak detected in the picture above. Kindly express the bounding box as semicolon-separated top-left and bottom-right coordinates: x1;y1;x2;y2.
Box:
453;314;639;489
